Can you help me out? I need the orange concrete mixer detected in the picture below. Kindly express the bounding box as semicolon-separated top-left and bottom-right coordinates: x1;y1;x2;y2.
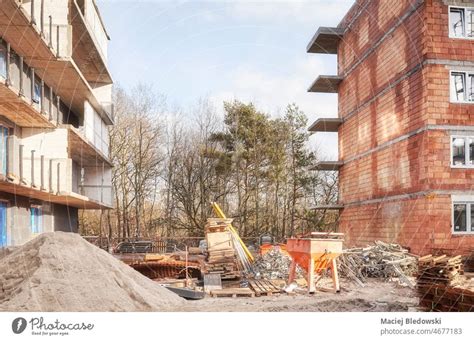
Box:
286;232;344;293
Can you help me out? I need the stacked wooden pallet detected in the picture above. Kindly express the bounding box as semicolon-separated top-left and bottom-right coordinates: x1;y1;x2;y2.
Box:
204;218;239;279
248;279;282;296
206;218;234;232
417;254;473;312
417;255;463;286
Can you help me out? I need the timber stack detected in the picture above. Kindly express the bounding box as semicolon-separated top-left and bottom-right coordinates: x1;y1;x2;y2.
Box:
338;241;417;286
417;255;474;312
203;218;239;279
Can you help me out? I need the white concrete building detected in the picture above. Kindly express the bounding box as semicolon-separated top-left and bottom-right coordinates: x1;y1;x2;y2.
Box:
0;0;113;246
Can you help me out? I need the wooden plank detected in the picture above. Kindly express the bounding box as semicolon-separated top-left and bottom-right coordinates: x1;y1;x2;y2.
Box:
211;288;255;298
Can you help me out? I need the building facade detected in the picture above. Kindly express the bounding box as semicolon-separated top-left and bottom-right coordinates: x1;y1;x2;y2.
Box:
0;0;113;246
308;0;474;255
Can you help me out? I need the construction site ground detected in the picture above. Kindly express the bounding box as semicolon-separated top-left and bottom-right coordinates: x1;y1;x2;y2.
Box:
177;279;419;312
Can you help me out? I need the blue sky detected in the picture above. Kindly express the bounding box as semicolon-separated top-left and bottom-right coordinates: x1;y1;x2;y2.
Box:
97;0;354;158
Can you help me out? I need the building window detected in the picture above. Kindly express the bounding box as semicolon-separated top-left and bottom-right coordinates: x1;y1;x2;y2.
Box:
0;201;7;247
30;206;42;234
0;126;8;175
33;79;41;105
450;71;474;103
452;202;474;234
0;43;6;79
451;136;474;167
449;6;474;38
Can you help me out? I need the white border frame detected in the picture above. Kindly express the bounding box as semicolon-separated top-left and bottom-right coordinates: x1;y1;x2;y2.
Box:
452;195;474;235
449;70;474;104
448;5;474;40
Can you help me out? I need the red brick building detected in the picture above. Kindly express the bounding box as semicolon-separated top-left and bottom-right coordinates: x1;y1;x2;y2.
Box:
308;0;474;255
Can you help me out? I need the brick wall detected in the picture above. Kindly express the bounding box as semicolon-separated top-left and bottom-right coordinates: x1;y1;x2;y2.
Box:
424;0;474;61
339;68;426;160
338;4;424;118
338;0;421;75
332;0;474;254
339;130;425;203
339;195;474;255
339;129;474;203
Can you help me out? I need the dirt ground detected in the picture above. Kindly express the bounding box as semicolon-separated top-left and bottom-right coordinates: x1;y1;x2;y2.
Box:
177;278;419;312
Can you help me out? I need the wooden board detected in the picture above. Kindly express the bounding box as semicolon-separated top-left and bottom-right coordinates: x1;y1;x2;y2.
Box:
249;279;282;296
211;288;255;298
206;231;233;251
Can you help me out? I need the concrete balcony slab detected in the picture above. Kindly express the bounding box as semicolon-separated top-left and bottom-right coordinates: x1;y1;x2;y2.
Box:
307;27;344;54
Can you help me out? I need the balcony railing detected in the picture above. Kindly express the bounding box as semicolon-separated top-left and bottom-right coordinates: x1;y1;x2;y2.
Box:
74;0;108;62
4;135;112;207
79;184;113;208
18;0;72;58
101;102;115;123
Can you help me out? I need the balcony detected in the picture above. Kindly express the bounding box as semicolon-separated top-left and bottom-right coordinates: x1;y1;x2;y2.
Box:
65;125;112;167
1;135;112;209
311;161;343;171
307;27;344;54
0;0;114;126
0;77;55;128
310;204;344;210
308;118;343;133
71;0;112;84
308;75;343;93
0;0;71;63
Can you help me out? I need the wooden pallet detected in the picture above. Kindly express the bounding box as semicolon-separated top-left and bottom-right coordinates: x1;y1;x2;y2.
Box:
248;279;282;296
210;288;255;298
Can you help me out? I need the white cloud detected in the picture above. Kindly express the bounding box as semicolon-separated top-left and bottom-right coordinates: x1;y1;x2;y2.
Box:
208;56;340;158
227;0;354;25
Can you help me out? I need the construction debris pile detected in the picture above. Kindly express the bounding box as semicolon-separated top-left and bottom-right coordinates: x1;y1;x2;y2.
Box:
338;241;418;286
253;247;303;280
0;232;184;312
203;218;239;279
417;255;474;312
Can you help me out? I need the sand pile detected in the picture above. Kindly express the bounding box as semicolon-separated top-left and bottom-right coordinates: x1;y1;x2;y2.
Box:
0;232;184;312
